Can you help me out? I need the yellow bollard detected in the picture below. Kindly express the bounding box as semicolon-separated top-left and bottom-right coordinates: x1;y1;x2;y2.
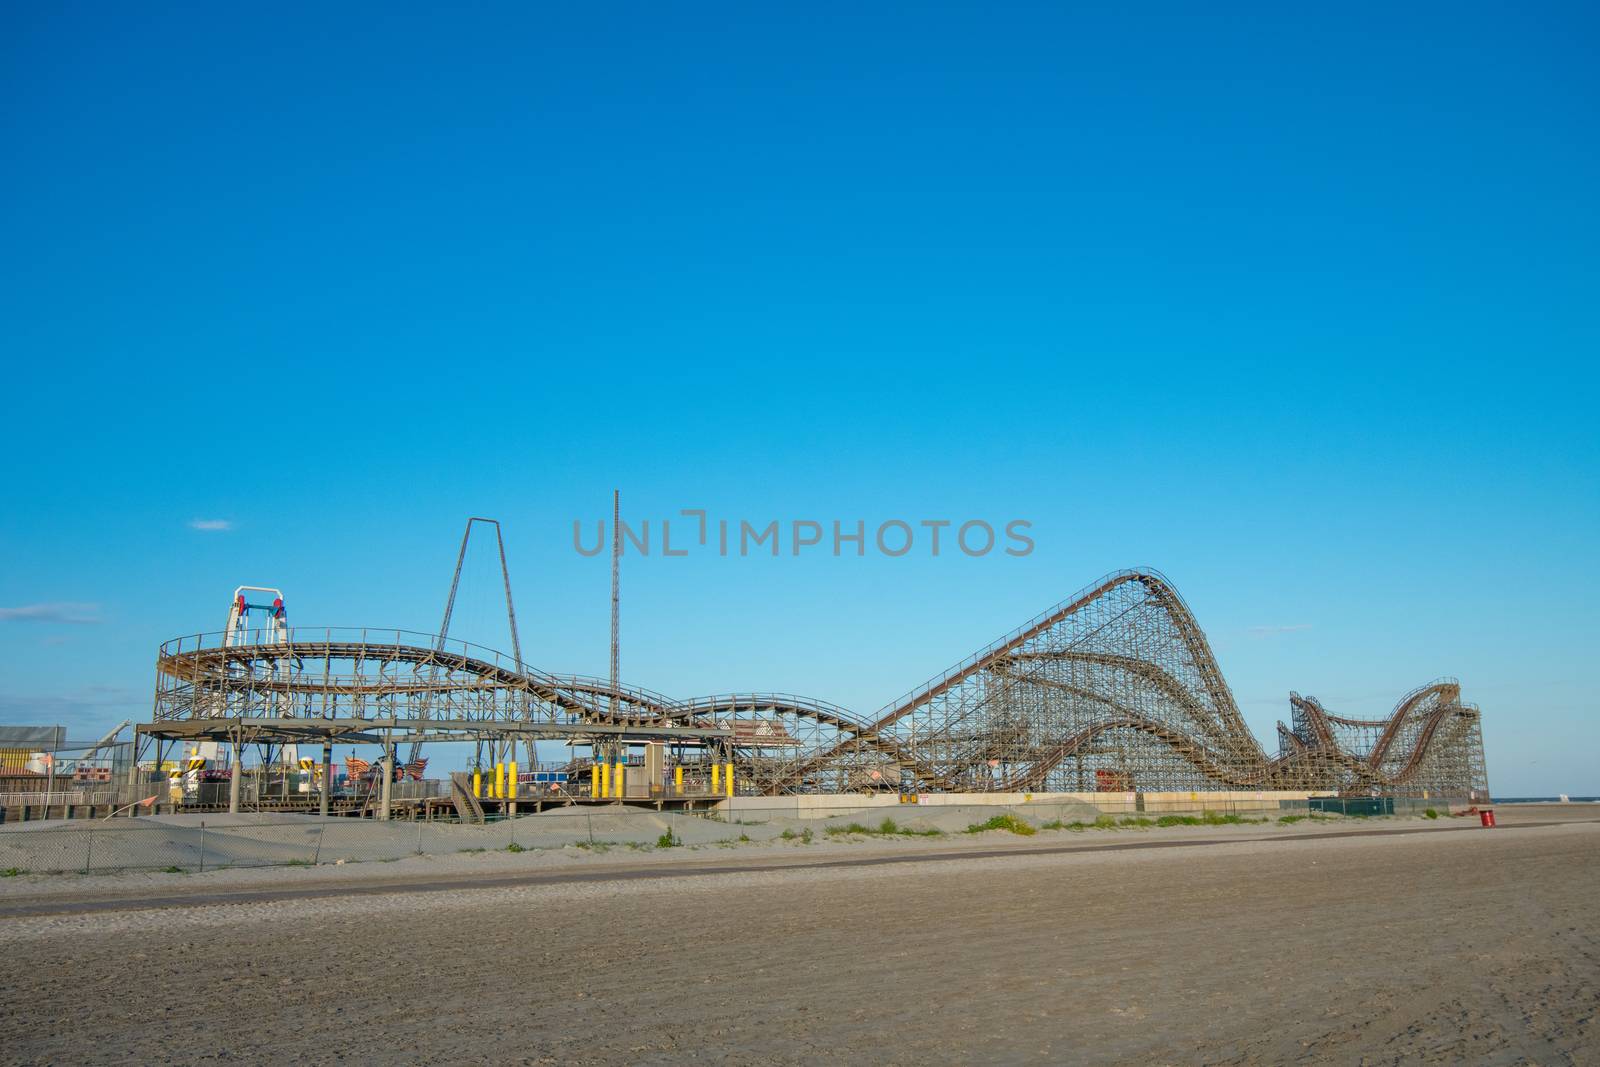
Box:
614;763;626;798
725;762;734;797
600;762;610;799
494;762;505;799
711;763;720;794
473;768;482;798
590;763;600;798
674;766;683;796
508;761;518;800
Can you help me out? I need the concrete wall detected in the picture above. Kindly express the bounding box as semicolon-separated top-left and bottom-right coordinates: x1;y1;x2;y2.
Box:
1140;790;1334;813
717;790;1337;820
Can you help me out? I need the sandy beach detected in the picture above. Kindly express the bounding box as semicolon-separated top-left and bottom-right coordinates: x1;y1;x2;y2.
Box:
0;804;1594;1064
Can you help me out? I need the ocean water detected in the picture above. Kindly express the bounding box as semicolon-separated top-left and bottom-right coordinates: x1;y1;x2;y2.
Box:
1494;796;1599;803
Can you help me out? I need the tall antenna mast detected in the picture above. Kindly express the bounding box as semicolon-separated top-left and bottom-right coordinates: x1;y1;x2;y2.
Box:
610;489;620;721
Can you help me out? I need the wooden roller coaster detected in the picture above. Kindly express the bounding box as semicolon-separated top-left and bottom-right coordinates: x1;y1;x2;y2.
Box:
138;566;1488;800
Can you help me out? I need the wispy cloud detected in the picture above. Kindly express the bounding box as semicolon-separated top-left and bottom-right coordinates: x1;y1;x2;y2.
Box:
0;602;103;624
189;518;233;532
1248;623;1313;638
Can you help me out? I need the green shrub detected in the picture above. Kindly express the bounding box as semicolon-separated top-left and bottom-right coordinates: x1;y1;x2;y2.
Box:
1424;808;1439;819
965;813;1037;836
505;842;525;853
1;867;24;877
656;830;680;848
1150;811;1265;827
825;818;940;838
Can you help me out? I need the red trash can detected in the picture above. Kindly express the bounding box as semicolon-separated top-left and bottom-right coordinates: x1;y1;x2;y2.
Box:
1479;809;1496;828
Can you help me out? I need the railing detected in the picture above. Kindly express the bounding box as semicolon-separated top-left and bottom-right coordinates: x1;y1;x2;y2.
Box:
158;627;563;684
0;791;87;806
680;693;871;727
539;674;690;714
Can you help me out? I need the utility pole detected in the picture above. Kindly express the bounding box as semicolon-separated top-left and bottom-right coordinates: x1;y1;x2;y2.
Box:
43;748;56;825
610;489;620;720
609;490;621;775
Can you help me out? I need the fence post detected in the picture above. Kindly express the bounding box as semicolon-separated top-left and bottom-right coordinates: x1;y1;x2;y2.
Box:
587;814;594;845
415;820;424;855
83;829;92;874
199;821;206;873
313;823;325;865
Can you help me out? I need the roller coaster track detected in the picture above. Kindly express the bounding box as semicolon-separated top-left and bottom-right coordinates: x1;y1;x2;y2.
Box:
149;571;1489;798
998;649;1256;756
772;570;1260;790
912;669;1473;796
762;570;1484;796
152;630;903;782
975;673;1328;791
1369;681;1462;768
870;571;1245;736
1285;682;1472;784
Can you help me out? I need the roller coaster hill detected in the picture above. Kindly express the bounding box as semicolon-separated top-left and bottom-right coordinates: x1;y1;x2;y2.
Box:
131;568;1490;817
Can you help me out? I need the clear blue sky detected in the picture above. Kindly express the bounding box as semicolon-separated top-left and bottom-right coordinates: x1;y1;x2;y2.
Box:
3;3;1596;795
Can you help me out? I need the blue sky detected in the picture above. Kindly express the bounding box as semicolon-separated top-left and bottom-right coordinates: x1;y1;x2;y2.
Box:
2;3;1596;794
